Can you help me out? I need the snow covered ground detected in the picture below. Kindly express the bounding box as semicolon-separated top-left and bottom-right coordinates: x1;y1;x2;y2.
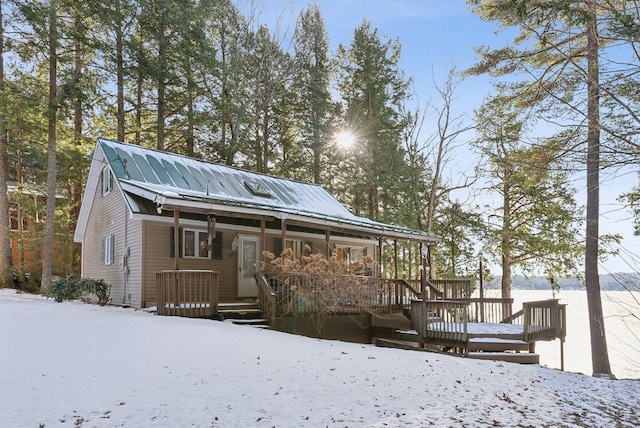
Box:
1;289;639;427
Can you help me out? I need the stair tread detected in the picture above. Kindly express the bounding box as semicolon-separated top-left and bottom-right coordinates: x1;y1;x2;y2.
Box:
229;318;269;324
218;308;262;313
468;338;528;345
468;351;540;364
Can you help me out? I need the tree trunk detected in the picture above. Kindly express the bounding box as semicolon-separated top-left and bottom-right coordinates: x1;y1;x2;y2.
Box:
156;6;167;151
116;0;125;142
0;0;12;286
585;0;613;377
71;14;83;276
42;0;58;294
501;174;512;299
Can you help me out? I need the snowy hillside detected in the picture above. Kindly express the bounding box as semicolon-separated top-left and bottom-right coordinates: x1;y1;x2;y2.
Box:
1;289;638;427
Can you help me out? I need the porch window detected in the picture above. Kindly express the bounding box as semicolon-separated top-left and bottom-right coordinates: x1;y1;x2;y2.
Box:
184;229;209;258
101;167;113;196
102;234;115;265
336;245;366;263
281;239;312;260
336;245;373;275
285;239;303;260
172;227;223;260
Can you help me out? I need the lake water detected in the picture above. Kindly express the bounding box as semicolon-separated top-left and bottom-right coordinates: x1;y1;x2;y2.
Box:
483;289;640;379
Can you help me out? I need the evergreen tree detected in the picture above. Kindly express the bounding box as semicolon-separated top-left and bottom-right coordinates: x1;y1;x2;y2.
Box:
292;1;333;184
467;0;625;378
474;92;583;298
243;25;295;174
0;0;12;286
335;19;410;221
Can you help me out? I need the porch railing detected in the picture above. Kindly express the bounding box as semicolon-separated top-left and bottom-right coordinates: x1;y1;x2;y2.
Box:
255;275;421;322
156;270;218;318
256;272;276;326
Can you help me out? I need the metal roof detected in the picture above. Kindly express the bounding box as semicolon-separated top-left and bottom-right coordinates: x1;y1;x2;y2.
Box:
92;138;440;243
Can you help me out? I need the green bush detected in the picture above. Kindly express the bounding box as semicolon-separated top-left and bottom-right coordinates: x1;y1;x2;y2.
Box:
48;275;111;306
83;278;111;306
49;276;84;302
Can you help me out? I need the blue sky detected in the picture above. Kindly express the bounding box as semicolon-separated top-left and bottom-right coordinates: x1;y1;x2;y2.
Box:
253;0;640;274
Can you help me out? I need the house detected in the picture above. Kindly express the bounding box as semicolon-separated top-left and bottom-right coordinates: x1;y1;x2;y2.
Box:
74;138;441;309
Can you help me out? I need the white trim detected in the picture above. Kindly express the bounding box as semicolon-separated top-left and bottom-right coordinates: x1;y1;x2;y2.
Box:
101;167;113;196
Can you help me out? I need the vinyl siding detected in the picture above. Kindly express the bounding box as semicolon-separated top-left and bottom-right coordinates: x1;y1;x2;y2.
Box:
81;177;142;307
140;221;336;307
141;221;239;307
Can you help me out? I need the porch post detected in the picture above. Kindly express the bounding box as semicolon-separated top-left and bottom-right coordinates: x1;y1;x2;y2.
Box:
408;243;412;279
393;239;398;279
173;209;180;270
378;237;383;277
260;217;266;268
281;218;287;248
420;243;427;301
325;229;331;258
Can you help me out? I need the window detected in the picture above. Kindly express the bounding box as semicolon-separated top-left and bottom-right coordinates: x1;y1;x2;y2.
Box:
336;246;365;263
275;238;312;259
102;234;115;265
285;239;303;260
184;229;209;258
172;228;223;259
101;167;113;196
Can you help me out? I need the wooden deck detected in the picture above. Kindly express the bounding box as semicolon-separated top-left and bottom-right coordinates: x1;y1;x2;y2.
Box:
410;298;567;366
154;271;566;366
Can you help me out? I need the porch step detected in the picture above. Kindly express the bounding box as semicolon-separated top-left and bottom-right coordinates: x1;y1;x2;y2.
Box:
374;338;428;352
217;302;263;321
468;338;530;353
228;318;271;327
468;351;540;365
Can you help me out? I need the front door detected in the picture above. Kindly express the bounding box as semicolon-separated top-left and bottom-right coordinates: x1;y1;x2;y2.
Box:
237;235;260;298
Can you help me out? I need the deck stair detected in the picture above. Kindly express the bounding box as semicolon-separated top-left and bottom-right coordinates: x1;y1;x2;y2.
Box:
218;302;270;327
467;335;539;364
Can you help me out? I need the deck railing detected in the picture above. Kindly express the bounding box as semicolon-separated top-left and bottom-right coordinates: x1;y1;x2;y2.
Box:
411;299;468;345
256;275;420;320
523;299;567;342
430;278;472;299
464;297;514;323
156;270;218;318
405;278;472;300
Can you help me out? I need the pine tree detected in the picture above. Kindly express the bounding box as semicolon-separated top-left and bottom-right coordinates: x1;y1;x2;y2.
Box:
474;92;583;299
0;0;13;287
292;1;333;184
335;19;410;221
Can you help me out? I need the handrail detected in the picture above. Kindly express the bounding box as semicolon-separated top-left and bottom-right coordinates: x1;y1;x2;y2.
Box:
255;272;276;327
503;308;523;324
424;279;445;299
401;279;421;297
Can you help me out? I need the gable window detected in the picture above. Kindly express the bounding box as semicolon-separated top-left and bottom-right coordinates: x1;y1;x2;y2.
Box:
102;234;115;265
101;167;113;196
